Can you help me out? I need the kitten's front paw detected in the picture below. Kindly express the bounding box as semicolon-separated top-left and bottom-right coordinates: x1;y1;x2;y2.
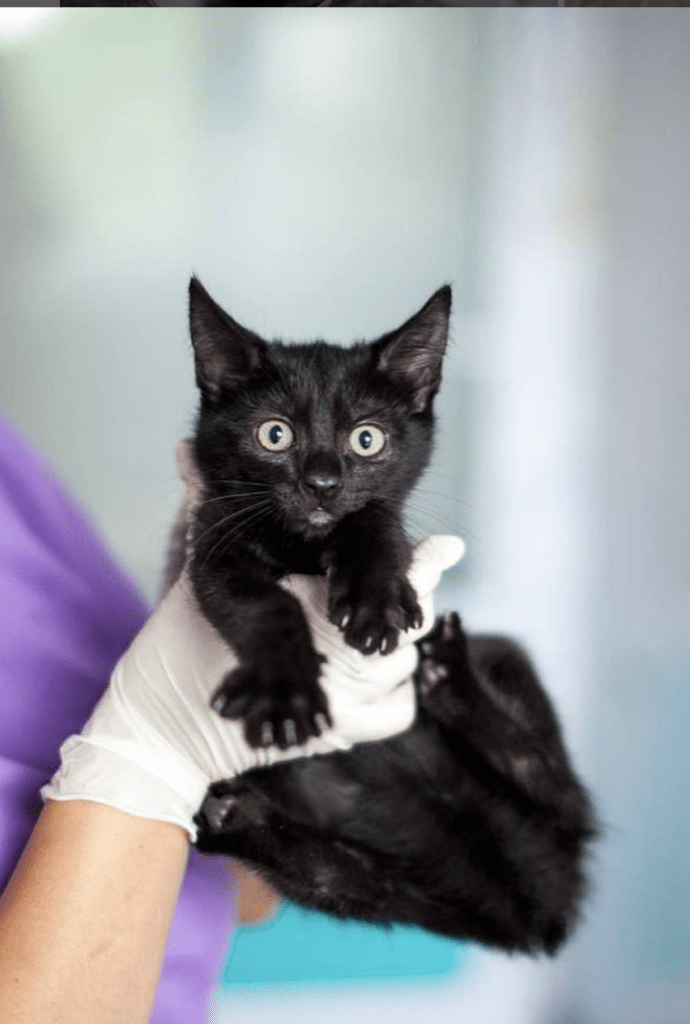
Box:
211;647;331;750
328;571;423;655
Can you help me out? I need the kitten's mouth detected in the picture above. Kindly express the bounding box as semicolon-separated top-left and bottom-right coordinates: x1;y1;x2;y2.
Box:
307;508;335;527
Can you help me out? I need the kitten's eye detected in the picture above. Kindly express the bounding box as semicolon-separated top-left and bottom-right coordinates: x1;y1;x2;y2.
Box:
349;425;386;457
257;420;293;452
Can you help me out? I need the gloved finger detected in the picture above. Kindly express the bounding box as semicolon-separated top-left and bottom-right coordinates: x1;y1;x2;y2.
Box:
407;535;465;598
323;674;416;746
174;439;206;562
175;439;204;511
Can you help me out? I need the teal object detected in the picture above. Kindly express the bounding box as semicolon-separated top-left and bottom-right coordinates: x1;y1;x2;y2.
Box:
223;902;471;988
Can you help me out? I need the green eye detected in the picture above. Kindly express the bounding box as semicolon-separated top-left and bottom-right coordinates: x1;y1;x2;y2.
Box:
257;420;293;452
349;424;385;457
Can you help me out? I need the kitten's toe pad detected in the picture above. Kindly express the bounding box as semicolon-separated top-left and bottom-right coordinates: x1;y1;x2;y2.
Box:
418;657;449;695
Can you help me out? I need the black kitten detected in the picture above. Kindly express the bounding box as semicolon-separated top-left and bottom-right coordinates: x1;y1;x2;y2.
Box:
185;280;597;954
188;277;447;749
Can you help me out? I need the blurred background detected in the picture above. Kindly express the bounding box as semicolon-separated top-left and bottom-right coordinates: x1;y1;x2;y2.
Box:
1;8;689;1023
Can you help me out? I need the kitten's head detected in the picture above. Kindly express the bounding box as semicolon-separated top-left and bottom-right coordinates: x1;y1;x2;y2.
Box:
189;278;450;539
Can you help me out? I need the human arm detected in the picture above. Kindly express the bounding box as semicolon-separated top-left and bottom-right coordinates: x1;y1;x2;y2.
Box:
232;860;281;925
0;800;188;1024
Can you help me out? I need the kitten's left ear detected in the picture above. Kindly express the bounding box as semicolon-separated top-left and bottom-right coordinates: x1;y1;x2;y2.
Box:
373;286;451;413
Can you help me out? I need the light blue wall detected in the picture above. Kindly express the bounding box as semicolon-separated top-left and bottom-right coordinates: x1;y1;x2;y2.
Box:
571;13;690;1024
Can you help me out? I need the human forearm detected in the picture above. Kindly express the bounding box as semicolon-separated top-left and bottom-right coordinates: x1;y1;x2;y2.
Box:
0;799;188;1024
232;860;280;925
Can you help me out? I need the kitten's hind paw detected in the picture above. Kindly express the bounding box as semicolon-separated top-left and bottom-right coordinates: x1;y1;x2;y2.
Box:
193;778;262;848
195;785;238;834
415;612;469;695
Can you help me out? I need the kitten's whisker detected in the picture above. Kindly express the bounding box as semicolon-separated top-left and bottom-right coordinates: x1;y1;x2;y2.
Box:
404;502;483;552
202;514;272;568
201;502;275;567
404;500;462;529
412;487;477;513
194;508;264;549
406;493;476;521
210;477;276;489
196;490;274;509
194;499;274;549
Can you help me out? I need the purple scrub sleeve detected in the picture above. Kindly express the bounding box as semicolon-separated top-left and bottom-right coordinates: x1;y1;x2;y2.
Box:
0;415;236;1024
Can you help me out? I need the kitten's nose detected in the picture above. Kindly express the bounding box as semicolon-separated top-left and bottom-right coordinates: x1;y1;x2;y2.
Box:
303;452;342;500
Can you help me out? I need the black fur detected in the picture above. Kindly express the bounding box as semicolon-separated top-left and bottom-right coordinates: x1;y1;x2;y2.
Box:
185;280;597;954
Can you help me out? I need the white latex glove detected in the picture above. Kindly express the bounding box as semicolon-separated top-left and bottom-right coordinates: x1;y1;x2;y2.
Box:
42;451;464;841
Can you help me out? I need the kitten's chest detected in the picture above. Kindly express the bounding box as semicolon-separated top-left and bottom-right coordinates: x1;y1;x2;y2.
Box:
248;523;328;578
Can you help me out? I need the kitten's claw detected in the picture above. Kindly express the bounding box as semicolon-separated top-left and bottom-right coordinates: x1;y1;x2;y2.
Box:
261;721;274;747
442;611;461;641
379;631;401;656
283;719;298;747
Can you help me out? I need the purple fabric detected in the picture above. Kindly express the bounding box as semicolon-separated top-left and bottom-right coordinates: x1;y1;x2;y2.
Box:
0;414;236;1023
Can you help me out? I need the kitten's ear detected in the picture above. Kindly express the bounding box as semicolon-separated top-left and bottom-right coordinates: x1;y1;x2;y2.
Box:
189;277;266;398
373;286;451;413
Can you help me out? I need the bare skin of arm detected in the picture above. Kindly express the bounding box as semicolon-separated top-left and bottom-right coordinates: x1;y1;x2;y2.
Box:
0;799;189;1024
231;861;281;925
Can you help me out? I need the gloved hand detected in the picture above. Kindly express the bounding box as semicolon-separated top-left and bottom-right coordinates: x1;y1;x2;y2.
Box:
42;451;464;841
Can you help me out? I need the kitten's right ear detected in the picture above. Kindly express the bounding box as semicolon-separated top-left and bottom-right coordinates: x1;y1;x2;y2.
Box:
189;277;266;398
